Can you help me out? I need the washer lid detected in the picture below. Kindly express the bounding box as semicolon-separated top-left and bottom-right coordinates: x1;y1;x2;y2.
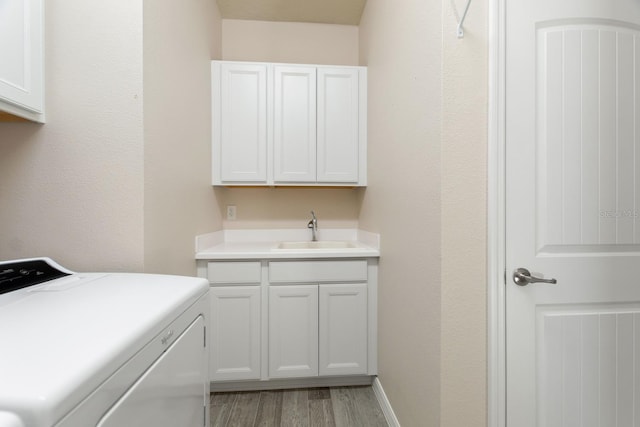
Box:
0;259;208;427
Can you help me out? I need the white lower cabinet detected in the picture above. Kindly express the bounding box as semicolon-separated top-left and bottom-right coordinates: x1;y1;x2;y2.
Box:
209;286;261;381
202;258;376;385
268;285;319;378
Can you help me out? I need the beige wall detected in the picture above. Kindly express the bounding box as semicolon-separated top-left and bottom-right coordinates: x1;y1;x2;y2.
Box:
218;187;362;230
222;19;359;65
142;0;223;275
359;0;488;425
219;19;363;230
0;0;224;277
440;0;488;425
0;1;144;272
358;0;443;425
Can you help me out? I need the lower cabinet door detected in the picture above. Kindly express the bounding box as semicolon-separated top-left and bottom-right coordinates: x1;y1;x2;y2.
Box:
269;285;319;378
210;286;261;381
319;283;368;376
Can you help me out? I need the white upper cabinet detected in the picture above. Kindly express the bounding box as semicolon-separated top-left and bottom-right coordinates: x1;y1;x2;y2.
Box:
0;0;44;122
212;60;367;187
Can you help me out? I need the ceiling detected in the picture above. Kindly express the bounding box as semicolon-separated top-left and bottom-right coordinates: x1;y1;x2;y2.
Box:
216;0;367;26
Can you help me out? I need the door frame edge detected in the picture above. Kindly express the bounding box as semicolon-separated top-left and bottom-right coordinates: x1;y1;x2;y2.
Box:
487;0;506;425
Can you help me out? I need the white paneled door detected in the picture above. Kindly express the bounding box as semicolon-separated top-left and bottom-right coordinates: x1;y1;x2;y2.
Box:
506;0;640;426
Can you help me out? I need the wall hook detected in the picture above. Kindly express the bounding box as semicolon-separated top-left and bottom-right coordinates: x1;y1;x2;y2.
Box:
456;0;473;38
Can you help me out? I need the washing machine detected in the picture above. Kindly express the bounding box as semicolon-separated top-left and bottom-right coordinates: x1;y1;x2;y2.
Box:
0;258;210;427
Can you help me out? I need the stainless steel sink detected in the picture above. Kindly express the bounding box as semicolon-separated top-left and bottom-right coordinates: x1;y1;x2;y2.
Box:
275;241;357;250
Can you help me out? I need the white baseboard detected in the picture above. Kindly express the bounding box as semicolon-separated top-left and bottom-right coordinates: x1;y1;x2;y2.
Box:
210;375;373;392
372;377;400;427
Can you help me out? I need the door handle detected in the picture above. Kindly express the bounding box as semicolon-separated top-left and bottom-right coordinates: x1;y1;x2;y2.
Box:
512;268;557;286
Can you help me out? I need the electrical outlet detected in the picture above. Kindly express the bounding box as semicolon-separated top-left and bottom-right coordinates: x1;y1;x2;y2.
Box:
226;205;237;220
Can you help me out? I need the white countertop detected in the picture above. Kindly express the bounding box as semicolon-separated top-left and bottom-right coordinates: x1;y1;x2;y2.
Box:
195;229;380;260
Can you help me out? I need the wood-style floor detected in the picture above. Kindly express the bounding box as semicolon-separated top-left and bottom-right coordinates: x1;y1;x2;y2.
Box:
210;386;388;427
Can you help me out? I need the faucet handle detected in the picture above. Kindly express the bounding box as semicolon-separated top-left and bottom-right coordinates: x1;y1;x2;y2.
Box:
308;211;318;241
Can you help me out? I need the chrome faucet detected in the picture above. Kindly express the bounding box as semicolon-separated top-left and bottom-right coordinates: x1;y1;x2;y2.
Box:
307;211;318;241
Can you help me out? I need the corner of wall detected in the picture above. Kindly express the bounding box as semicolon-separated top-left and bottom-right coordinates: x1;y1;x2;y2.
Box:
357;0;443;425
142;0;223;275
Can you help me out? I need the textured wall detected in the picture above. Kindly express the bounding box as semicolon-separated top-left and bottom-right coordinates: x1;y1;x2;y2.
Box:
222;19;359;65
440;0;488;425
0;0;224;277
359;0;489;425
142;0;223;275
358;0;443;424
0;1;144;272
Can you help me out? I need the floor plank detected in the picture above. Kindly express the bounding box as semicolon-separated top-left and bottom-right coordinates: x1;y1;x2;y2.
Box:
330;387;361;427
210;392;236;427
308;388;331;400
349;386;387;426
254;391;283;427
280;389;310;427
309;398;336;427
227;391;261;426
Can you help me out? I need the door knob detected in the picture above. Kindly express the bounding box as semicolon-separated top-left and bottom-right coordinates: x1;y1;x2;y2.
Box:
512;268;557;286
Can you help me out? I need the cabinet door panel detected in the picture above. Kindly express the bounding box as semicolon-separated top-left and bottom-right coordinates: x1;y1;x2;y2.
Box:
317;68;359;183
269;285;318;378
319;284;368;376
269;260;368;283
0;0;43;115
207;261;261;284
210;286;261;381
274;66;317;182
218;63;268;183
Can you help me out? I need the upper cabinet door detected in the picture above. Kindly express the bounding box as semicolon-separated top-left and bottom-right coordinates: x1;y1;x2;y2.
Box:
214;62;268;184
0;0;44;121
273;66;317;183
316;68;360;183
